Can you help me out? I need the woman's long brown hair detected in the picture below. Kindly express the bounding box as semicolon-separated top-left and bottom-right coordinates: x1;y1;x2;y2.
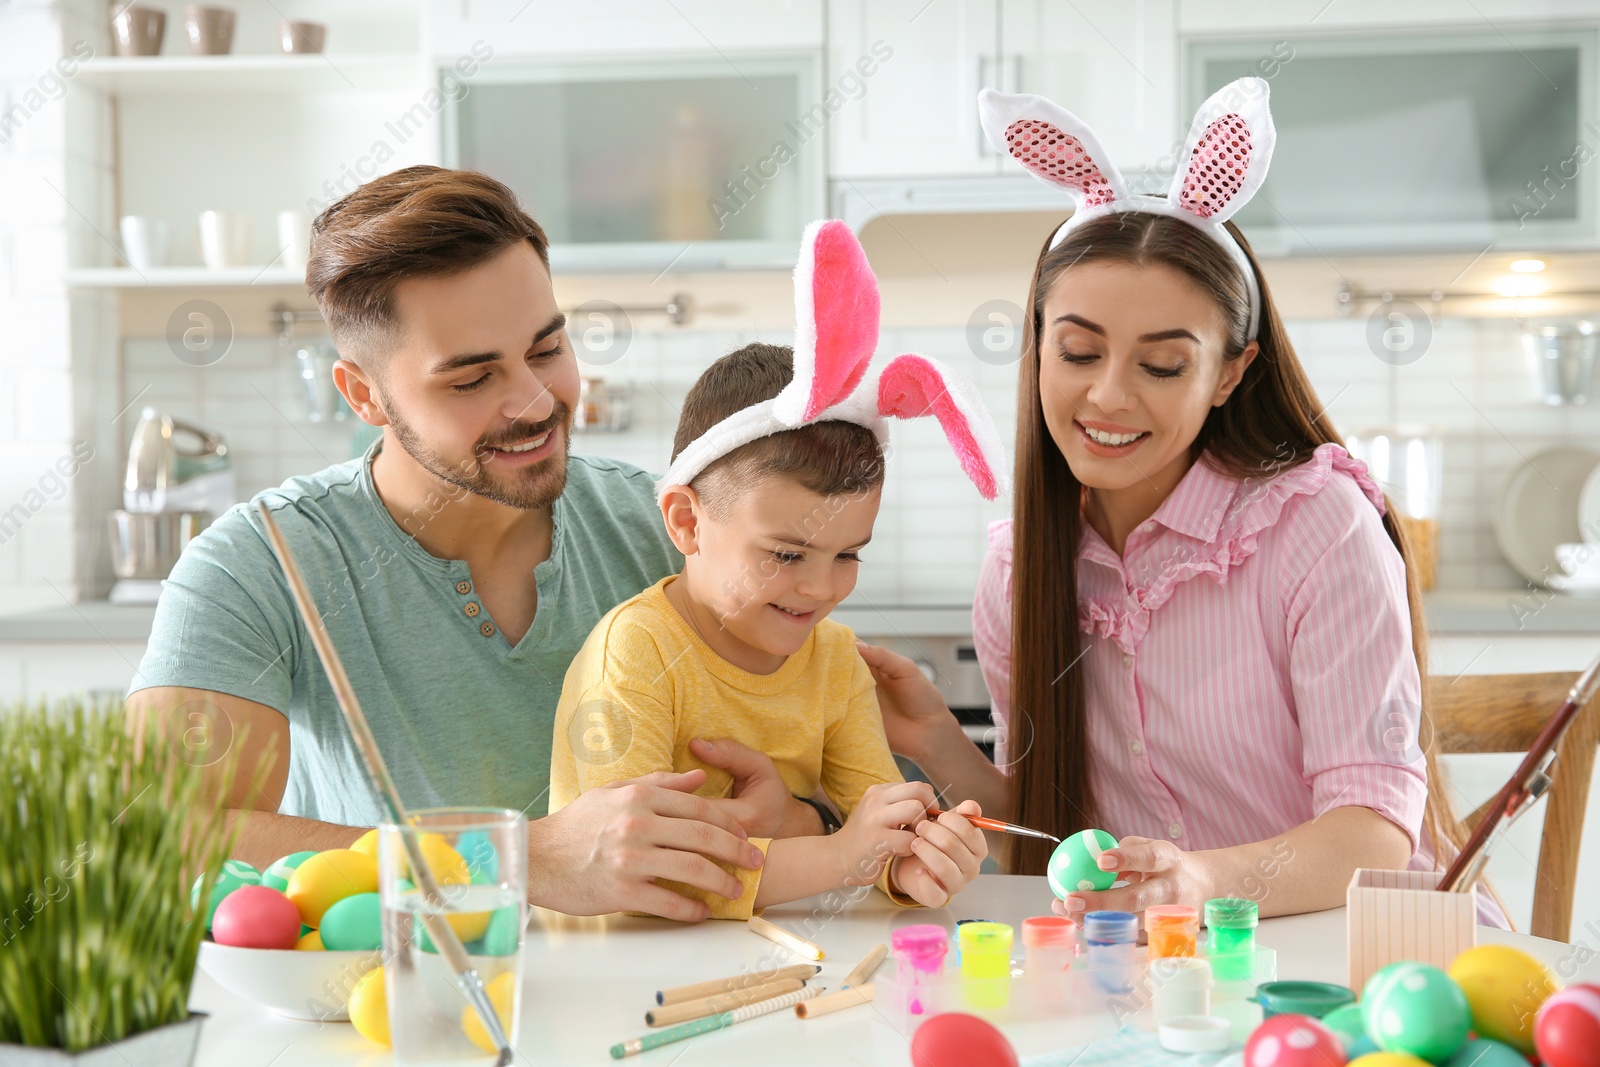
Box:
1004;211;1468;881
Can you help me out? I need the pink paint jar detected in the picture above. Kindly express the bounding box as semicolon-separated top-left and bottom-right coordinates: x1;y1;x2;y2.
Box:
1021;915;1077;974
892;923;949;1016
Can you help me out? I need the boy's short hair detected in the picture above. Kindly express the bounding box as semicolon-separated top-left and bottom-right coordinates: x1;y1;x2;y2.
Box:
670;343;885;518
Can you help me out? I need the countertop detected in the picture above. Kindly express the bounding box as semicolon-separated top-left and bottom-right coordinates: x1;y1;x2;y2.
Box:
1;590;1597;644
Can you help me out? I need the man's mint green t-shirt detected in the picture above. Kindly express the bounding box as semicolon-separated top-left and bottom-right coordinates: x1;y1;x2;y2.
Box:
130;445;680;827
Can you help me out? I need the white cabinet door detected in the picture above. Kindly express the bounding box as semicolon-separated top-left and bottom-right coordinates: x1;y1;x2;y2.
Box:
1002;0;1178;179
827;0;1001;178
428;0;823;59
1178;0;1600;34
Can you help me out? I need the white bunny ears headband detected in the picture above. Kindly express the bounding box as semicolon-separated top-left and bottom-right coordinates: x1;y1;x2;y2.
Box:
657;219;1009;503
979;77;1277;340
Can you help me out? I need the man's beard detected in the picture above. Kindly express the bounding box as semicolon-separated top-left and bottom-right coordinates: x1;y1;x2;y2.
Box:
384;398;574;510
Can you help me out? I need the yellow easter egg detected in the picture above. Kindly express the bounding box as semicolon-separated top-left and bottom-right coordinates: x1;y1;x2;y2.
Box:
348;966;389;1047
295;929;324;951
352;830;467;886
461;971;517;1053
1349;1055;1431;1067
1449;944;1561;1053
350;829;379;860
285;849;378;928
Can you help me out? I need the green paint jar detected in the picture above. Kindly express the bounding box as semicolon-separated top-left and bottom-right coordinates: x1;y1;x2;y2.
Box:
1204;897;1259;981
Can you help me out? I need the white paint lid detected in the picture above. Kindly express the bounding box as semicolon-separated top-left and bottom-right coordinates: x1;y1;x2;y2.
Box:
1159;1015;1233;1053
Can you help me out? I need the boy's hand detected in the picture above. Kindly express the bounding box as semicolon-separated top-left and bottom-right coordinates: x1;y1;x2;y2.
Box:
831;781;938;887
890;799;988;908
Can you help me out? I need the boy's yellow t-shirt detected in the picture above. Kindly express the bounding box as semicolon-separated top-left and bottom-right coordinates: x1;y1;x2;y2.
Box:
548;575;910;919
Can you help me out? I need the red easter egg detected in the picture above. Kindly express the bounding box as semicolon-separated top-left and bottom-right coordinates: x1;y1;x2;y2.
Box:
1535;983;1600;1067
1245;1014;1347;1067
911;1013;1019;1067
211;885;301;949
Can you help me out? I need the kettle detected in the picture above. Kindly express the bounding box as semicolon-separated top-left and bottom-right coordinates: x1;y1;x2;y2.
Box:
124;407;234;515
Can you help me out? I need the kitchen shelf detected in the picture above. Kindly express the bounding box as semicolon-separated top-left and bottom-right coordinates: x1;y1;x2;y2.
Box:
75;54;423;94
65;267;307;288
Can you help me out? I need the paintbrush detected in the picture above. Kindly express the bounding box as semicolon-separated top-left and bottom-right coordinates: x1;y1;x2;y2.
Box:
928;806;1060;842
256;501;513;1065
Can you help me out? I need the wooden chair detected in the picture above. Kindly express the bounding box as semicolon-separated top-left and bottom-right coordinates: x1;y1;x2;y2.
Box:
1426;671;1600;943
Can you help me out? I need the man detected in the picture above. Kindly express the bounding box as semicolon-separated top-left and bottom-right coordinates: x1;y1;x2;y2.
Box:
128;166;824;922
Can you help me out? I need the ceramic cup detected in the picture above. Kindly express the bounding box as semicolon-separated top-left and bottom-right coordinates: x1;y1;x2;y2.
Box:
276;210;311;272
198;211;251;269
111;6;166;56
183;5;236;55
277;19;326;54
120;216;170;272
1555;542;1600;582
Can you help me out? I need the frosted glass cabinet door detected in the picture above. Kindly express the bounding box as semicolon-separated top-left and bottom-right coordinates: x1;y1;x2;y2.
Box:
446;57;824;270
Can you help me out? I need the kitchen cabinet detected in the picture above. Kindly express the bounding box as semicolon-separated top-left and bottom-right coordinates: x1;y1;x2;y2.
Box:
425;0;823;60
826;0;1001;178
827;0;1178;181
1178;0;1600;34
1001;0;1178;179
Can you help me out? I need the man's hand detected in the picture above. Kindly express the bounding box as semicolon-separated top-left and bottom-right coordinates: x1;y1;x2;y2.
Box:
689;737;823;839
527;768;766;922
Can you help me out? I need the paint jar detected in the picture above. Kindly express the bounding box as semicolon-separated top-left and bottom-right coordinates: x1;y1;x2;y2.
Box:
1021;916;1077;975
1150;957;1213;1023
1083;910;1139;995
891;924;949;1017
956;921;1014;1010
1146;904;1199;958
1204;898;1259;981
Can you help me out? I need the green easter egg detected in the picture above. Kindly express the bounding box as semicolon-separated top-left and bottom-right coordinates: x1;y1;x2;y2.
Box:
1047;829;1118;899
479;905;523;957
318;892;383;951
191;859;261;931
1323;1003;1369;1052
1362;961;1471;1063
261;850;318;893
455;830;500;885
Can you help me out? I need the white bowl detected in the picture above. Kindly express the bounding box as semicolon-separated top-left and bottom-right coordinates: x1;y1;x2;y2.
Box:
1555;542;1600;578
197;940;380;1020
1548;572;1600;598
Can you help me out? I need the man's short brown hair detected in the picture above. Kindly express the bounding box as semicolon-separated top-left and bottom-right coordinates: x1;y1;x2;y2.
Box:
306;165;549;357
671;343;885;519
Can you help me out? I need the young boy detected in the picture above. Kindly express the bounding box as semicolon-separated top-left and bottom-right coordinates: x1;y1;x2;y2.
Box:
548;343;990;919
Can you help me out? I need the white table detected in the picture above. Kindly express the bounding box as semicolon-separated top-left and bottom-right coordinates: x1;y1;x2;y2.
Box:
187;875;1600;1066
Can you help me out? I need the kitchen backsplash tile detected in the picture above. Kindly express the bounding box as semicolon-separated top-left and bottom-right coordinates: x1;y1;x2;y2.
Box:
4;312;1598;608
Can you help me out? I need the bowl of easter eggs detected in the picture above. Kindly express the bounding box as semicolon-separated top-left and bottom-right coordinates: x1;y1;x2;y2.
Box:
194;828;521;1026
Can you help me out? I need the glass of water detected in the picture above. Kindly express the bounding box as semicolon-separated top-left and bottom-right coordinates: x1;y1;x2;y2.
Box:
379;807;528;1064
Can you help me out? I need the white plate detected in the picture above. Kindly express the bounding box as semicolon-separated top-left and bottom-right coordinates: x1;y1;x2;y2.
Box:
1581;462;1600;544
1493;447;1600;585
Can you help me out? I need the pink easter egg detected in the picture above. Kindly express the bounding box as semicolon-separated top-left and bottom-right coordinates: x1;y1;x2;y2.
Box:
1535;983;1600;1067
211;884;301;949
910;1013;1019;1067
1246;1014;1347;1067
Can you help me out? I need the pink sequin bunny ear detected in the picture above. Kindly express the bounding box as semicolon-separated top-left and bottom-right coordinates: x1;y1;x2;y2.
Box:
1166;77;1276;223
877;355;1010;501
977;88;1127;209
772;219;881;426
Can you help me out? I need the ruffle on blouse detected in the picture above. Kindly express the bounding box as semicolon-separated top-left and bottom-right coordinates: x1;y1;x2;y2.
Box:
1079;443;1387;655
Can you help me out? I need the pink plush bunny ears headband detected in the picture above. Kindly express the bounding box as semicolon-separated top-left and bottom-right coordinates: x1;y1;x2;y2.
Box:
657;220;1009;503
979;77;1276;340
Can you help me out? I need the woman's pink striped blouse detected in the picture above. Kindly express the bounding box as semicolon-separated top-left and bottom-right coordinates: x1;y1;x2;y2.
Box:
972;442;1503;923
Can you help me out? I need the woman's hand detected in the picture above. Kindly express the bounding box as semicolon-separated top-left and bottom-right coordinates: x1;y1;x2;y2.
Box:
890;799;988;908
1049;836;1218;919
854;641;959;764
